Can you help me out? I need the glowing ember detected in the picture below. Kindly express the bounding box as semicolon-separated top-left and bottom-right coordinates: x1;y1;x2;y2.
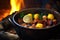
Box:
10;0;25;15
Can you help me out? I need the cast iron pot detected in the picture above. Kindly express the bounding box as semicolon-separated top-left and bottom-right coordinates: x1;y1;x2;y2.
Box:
12;8;60;40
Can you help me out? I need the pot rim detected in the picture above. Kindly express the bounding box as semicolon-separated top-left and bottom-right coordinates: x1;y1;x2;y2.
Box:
12;8;60;30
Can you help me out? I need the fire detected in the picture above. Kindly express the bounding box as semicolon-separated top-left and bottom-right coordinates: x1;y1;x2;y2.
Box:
10;0;25;15
0;0;25;21
0;10;10;21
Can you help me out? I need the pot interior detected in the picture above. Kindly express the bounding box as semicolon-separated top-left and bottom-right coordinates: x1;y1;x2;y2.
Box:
13;8;60;29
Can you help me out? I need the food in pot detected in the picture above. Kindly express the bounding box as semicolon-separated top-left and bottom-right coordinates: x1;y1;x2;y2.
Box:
18;12;57;29
42;15;47;20
23;14;33;23
27;13;32;17
47;20;53;26
36;23;43;28
34;13;39;19
42;15;48;27
47;13;54;20
53;19;57;25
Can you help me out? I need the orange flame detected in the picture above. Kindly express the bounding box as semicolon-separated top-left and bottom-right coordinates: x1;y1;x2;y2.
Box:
10;0;25;15
0;10;10;21
0;0;25;21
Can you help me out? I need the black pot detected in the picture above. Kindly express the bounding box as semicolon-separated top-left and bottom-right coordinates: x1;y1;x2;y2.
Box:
12;8;60;40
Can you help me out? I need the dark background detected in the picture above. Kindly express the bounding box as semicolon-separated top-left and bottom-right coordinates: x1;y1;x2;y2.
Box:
0;0;60;9
0;0;10;10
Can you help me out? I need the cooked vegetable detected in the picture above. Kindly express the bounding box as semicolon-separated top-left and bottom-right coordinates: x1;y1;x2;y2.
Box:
27;13;32;17
34;13;39;19
23;15;32;23
19;12;25;18
53;19;57;25
39;13;44;20
42;15;47;20
36;23;43;28
47;14;54;20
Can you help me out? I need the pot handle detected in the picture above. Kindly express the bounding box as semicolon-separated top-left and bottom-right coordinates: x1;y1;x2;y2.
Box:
9;17;22;38
0;11;17;31
0;22;4;31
